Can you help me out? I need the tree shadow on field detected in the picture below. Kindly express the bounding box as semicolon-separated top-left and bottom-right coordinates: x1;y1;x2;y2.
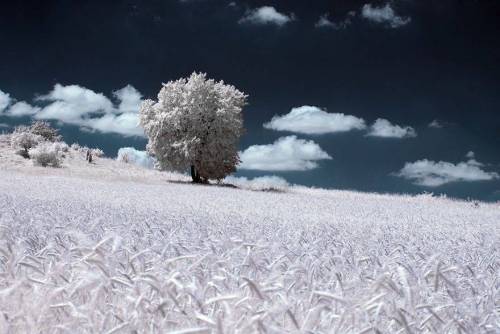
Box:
166;179;238;189
165;179;287;193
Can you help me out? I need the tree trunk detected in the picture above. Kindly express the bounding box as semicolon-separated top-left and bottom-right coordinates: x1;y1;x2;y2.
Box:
191;165;201;183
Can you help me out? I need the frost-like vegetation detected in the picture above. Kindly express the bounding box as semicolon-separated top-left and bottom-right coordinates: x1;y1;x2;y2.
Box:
0;166;498;333
29;120;62;142
91;148;104;157
28;141;65;167
140;72;247;182
10;127;44;158
224;175;290;192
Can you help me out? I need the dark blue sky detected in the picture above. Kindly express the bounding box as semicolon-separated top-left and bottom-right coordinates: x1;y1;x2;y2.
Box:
0;0;499;201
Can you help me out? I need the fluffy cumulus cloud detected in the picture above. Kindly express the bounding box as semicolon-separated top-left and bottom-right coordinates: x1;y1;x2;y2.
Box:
113;85;143;114
367;118;416;138
0;84;144;137
239;135;332;171
239;6;294;27
361;3;410;28
0;90;11;112
264;106;366;135
116;147;155;169
35;84;115;122
5;101;40;117
397;154;499;187
0;89;41;118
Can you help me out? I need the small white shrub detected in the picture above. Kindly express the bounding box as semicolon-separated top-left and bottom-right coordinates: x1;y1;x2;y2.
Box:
91;148;104;157
10;127;44;158
70;143;81;151
53;141;69;153
29;142;63;167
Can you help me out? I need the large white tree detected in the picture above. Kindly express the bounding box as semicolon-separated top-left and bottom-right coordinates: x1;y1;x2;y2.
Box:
139;72;247;182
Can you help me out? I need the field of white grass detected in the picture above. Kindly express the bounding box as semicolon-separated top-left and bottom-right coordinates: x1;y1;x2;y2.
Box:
0;135;498;333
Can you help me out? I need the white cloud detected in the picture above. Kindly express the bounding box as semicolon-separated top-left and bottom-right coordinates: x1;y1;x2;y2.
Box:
367;118;416;138
428;119;442;128
4;101;40;117
465;151;475;159
0;90;11;112
113;85;142;114
0;84;144;136
239;135;332;171
239;6;294;27
116;147;155;169
361;3;410;28
264;106;366;135
315;12;355;29
35;84;114;122
397;158;499;187
85;112;144;137
315;14;336;28
31;84;143;137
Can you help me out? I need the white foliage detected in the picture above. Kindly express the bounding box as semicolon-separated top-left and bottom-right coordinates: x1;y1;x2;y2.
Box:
29;120;62;142
52;141;69;153
28;142;64;167
140;72;247;181
91;148;104;157
9;127;44;157
69;143;104;159
70;143;81;151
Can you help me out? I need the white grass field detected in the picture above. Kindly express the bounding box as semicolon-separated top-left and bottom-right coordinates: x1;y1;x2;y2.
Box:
0;135;498;333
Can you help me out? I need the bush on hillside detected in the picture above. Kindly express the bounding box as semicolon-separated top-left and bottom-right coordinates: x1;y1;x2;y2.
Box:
29;120;62;142
10;126;44;158
91;148;104;157
29;142;64;167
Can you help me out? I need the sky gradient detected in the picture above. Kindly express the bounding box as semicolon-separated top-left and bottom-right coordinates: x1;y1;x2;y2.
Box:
1;0;499;201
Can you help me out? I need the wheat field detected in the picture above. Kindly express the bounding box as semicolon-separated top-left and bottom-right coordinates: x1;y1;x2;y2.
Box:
0;143;498;333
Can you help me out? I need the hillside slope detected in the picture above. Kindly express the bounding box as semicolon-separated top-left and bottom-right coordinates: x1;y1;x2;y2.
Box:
0;135;498;333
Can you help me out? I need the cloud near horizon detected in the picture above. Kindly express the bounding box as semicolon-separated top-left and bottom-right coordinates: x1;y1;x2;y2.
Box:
361;3;411;28
367;118;416;138
397;153;499;187
239;135;332;171
224;175;290;191
239;6;295;27
0;84;144;137
116;147;155;169
264;106;366;135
